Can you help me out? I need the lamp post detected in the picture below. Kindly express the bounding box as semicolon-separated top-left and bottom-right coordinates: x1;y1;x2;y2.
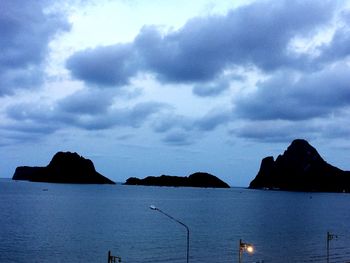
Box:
239;239;254;263
107;250;121;263
327;232;337;263
149;205;190;263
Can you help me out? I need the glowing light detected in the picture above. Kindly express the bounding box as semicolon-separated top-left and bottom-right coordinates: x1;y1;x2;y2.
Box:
239;239;254;262
246;245;254;253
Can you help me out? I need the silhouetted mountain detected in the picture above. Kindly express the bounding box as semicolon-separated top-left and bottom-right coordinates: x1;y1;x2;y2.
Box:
124;172;230;188
12;152;115;184
249;139;350;192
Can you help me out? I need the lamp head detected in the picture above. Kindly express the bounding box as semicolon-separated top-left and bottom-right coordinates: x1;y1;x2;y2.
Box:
240;240;254;254
246;245;254;253
149;205;157;210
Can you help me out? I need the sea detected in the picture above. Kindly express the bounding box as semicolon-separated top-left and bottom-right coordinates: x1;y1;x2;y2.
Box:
1;178;350;263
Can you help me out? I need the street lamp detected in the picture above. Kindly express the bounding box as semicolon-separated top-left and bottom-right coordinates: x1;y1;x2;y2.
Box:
149;205;190;263
239;239;254;263
327;231;338;263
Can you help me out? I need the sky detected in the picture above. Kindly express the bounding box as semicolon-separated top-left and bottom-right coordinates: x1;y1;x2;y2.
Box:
1;0;350;186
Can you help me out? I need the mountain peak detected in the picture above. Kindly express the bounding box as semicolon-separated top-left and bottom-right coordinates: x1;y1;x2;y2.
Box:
249;139;349;192
12;151;115;184
277;139;324;169
287;139;320;156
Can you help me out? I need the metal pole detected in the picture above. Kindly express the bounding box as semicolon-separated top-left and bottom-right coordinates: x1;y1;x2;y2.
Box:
150;206;190;263
186;226;189;263
327;232;329;263
239;239;242;263
327;232;338;263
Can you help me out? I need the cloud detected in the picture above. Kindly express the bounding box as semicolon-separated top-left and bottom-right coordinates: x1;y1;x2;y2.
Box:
135;0;334;80
68;102;166;131
153;108;231;133
321;114;350;139
6;102;56;122
5;98;167;140
0;0;70;95
194;109;232;131
192;79;230;97
57;88;116;115
2;122;58;138
66;44;138;87
234;63;350;121
152;114;192;133
231;111;350;143
66;0;338;87
3;0;349;150
152;108;232;145
231;120;320;143
162;130;195;146
3;101;60;144
317;11;350;63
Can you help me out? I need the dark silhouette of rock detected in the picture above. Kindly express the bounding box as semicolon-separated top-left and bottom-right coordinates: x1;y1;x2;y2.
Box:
124;172;230;188
12;151;115;184
187;172;230;188
249;139;350;192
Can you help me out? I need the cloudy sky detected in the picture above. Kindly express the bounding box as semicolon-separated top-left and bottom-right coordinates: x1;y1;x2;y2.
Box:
1;0;350;186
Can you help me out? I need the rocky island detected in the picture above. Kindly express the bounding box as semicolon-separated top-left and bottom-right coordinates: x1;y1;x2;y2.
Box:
12;151;115;184
249;139;350;192
124;172;230;188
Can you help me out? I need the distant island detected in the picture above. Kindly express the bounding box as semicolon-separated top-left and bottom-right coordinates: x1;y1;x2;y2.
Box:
124;172;230;188
12;151;115;184
249;139;350;192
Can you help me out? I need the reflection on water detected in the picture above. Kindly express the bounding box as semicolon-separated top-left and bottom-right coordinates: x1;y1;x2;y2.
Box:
1;179;350;262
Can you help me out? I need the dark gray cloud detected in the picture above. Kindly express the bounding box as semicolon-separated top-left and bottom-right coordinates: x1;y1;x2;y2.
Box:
234;63;350;121
66;44;138;87
135;0;334;81
66;0;337;86
0;0;70;95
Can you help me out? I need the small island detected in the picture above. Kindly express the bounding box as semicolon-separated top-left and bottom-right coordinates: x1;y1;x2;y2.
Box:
12;151;115;184
249;139;350;192
124;172;230;188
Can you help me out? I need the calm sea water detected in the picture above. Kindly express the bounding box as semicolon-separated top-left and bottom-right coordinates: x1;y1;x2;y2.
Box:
1;179;350;263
